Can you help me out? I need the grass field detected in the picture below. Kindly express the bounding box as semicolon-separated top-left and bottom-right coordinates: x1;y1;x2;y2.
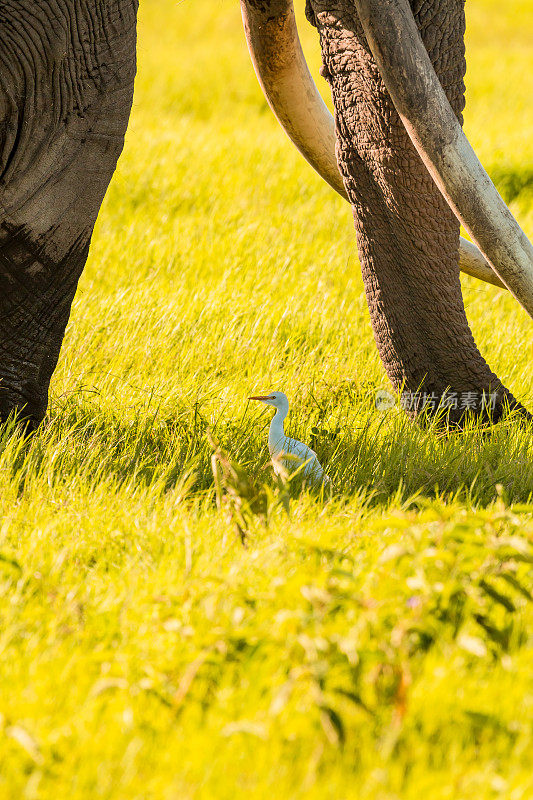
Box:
0;1;532;797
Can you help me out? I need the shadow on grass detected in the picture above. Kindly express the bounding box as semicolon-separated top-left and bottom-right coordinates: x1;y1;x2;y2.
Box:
329;412;533;507
0;390;531;509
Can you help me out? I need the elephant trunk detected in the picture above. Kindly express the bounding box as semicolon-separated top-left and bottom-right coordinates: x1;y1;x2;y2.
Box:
307;0;524;422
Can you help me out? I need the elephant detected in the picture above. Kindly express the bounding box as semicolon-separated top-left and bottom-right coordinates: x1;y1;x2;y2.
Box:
241;0;533;424
0;1;138;427
0;0;530;430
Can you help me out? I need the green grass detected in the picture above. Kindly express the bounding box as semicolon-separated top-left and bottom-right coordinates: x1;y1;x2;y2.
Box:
0;0;532;797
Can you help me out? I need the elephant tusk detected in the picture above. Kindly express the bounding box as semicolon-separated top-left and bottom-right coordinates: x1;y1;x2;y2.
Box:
240;0;344;197
353;0;533;313
458;238;504;290
240;0;506;290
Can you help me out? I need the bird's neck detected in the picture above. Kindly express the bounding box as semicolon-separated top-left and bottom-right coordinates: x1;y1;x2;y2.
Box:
268;407;287;451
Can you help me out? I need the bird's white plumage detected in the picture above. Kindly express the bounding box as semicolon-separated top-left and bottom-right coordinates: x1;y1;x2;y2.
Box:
249;391;329;485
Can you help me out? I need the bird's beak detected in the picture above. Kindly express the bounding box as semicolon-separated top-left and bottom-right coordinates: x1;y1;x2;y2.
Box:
249;395;271;401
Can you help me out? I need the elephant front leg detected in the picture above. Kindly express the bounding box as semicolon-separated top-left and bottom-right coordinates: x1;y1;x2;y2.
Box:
0;0;138;427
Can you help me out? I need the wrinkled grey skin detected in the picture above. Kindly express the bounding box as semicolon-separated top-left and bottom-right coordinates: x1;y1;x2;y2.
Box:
304;0;526;424
0;1;137;427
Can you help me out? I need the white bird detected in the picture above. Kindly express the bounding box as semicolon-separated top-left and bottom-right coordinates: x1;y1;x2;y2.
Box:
249;392;330;486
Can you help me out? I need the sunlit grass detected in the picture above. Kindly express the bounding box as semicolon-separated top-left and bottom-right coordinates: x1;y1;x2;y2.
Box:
0;0;532;797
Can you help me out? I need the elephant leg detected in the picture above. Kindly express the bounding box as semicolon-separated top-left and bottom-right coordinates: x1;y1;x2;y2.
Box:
307;0;525;423
0;1;138;427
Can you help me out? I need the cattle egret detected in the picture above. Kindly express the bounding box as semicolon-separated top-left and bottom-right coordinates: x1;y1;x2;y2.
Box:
249;392;330;485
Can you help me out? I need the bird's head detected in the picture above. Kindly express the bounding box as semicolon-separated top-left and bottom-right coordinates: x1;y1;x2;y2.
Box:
249;391;289;413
